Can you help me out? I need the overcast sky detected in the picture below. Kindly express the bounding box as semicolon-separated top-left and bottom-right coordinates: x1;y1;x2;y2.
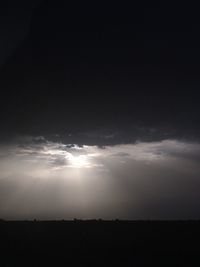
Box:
0;1;200;219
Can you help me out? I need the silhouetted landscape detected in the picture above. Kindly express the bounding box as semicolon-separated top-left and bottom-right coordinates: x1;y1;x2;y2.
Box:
1;220;200;266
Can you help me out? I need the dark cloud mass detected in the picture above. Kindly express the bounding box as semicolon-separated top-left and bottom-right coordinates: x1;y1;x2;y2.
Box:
0;1;200;139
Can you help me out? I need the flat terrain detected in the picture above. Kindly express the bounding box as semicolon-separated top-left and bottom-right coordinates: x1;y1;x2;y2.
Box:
0;220;200;266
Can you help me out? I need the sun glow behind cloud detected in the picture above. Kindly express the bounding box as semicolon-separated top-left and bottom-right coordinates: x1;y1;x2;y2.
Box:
0;137;200;220
67;154;90;168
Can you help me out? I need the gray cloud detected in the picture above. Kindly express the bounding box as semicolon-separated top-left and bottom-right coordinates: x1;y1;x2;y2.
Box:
0;137;200;220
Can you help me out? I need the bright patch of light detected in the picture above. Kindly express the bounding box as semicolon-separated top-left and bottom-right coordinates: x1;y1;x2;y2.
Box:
67;154;90;168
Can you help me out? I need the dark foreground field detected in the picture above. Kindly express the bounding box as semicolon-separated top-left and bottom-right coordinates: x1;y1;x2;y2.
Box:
0;220;200;266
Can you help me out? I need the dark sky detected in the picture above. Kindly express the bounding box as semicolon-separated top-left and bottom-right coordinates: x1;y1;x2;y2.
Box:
0;0;200;142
